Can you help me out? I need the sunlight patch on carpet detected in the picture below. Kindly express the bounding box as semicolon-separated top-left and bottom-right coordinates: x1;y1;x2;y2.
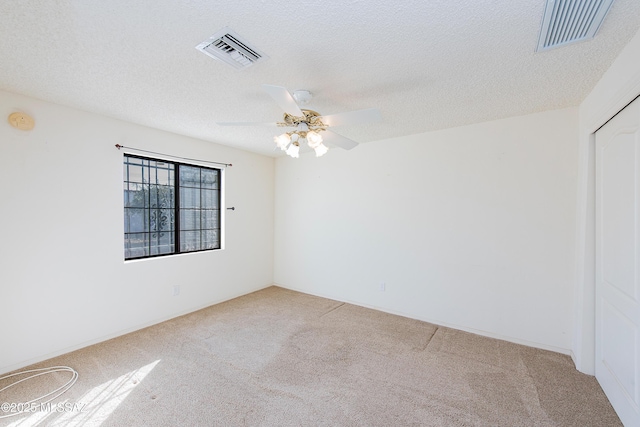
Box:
52;359;160;426
4;360;160;427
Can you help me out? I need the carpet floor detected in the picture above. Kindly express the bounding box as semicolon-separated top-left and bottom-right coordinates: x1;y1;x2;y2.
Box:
0;286;621;426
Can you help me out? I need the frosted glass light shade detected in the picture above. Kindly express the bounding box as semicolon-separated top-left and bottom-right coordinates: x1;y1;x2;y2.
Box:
286;143;300;158
314;143;329;157
274;133;291;150
307;131;323;148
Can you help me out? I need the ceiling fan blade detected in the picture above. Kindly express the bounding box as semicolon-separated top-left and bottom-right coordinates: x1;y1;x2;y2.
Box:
322;130;359;150
262;84;303;116
320;108;381;127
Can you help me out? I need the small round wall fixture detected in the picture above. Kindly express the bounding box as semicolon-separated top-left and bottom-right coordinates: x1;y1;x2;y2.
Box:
8;112;35;131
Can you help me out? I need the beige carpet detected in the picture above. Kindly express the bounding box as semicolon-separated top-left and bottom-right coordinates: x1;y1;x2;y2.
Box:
0;286;621;426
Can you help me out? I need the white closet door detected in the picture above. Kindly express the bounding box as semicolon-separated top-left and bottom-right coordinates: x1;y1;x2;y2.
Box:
595;96;640;427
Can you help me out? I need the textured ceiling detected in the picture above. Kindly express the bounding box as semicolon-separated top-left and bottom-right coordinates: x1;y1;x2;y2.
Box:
1;0;639;156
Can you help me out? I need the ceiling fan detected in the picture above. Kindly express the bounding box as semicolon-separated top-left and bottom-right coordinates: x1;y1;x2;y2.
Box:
217;85;381;158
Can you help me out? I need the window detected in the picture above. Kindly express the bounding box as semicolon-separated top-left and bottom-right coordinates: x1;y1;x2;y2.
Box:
123;154;221;260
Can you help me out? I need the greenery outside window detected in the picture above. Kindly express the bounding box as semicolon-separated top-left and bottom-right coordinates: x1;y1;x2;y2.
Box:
123;154;221;260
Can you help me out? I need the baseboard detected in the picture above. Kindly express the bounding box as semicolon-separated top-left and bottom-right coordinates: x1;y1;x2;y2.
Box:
0;283;274;376
273;283;572;356
570;350;579;368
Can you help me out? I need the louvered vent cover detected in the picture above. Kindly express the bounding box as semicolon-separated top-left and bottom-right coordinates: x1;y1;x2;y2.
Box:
537;0;615;51
196;27;268;69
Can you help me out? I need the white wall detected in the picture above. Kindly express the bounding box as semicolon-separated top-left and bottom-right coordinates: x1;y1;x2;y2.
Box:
573;27;640;374
0;90;274;374
274;108;578;353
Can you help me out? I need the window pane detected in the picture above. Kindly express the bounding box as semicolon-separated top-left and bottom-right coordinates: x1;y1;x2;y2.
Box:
150;230;174;256
155;164;172;186
150;208;173;232
157;231;175;254
125;208;147;233
180;187;200;208
124;183;146;208
202;230;220;249
201;189;218;208
162;208;175;231
202;209;219;229
177;165;220;253
126;164;145;184
124;155;176;259
180;231;201;252
180;166;200;187
149;184;173;209
127;157;143;165
180;209;199;231
124;209;131;233
201;169;219;189
125;233;149;258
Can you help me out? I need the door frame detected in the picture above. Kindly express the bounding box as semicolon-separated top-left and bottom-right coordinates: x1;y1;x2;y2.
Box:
575;97;639;376
573;33;640;375
593;100;640;426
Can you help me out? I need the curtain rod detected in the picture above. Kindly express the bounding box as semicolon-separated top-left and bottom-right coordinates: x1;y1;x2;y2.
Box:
115;144;232;167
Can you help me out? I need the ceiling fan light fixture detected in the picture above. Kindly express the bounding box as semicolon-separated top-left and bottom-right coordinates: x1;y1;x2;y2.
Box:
286;142;300;158
219;85;378;158
314;143;329;157
307;131;323;148
274;133;291;150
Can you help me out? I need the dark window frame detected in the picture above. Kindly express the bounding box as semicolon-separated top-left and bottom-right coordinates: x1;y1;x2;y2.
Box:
123;154;221;260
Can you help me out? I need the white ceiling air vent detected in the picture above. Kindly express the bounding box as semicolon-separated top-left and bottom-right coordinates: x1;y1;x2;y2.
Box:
536;0;615;51
196;27;268;70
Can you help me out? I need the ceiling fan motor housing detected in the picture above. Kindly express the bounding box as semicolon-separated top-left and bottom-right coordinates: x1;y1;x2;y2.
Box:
279;110;327;134
292;90;312;105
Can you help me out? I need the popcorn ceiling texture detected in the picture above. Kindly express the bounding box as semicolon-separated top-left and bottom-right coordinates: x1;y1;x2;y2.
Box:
0;0;639;156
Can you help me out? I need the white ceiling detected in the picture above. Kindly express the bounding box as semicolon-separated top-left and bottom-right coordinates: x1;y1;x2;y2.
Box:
1;0;639;156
